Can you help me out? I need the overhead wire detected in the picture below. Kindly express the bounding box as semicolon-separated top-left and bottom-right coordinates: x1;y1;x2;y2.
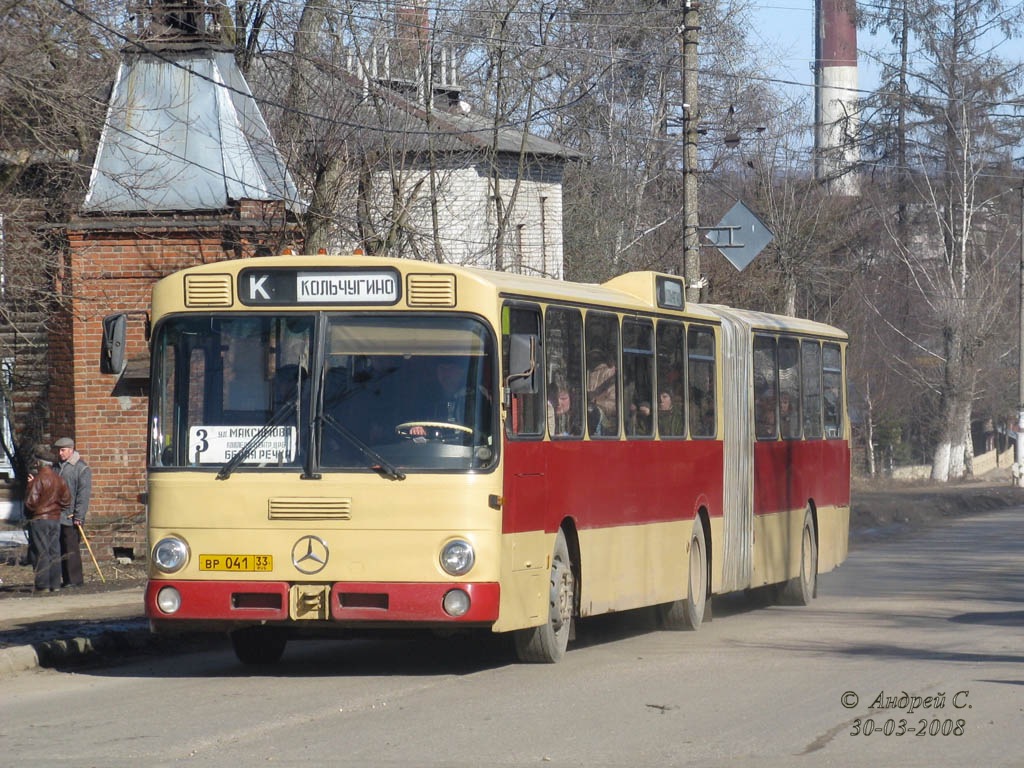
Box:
51;0;1024;124
42;0;1024;193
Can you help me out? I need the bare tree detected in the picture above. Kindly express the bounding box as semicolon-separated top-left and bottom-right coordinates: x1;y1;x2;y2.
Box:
0;0;122;468
859;0;1024;480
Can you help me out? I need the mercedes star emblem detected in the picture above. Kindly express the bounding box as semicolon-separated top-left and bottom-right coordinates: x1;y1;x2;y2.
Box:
291;535;329;575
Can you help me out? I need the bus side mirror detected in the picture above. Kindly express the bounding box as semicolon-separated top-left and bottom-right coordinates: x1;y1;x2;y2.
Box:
507;334;538;394
100;313;127;374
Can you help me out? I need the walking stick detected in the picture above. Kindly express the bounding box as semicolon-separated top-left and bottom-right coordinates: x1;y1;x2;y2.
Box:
77;524;106;583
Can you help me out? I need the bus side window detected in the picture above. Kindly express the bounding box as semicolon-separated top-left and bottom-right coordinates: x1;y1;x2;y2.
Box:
545;307;584;439
504;304;545;437
687;325;716;438
656;321;686;438
778;337;801;440
623;319;654;438
585;312;620;438
801;341;823;438
823;343;843;438
753;335;778;439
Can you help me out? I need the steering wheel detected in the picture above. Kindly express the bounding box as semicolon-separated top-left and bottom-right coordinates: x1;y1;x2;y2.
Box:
396;421;475;442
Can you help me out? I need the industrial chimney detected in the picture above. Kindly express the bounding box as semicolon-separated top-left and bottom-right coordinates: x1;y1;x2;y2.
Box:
814;0;859;195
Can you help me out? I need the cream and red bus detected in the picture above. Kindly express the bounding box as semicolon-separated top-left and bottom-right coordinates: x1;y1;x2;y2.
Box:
106;255;850;664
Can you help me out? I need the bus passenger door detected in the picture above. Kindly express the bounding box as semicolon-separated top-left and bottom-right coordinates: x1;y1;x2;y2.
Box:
502;304;548;535
498;304;551;629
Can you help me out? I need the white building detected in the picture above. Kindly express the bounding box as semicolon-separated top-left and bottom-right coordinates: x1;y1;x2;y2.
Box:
361;93;579;278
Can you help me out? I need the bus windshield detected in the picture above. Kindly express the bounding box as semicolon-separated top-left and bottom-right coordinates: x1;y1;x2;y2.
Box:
149;314;497;474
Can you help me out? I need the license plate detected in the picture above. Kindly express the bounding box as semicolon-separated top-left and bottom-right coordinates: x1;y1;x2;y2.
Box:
198;554;273;572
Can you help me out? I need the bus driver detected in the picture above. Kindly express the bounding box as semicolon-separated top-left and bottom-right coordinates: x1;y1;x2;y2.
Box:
407;359;490;439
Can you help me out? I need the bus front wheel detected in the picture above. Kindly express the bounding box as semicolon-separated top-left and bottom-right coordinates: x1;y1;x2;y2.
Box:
231;626;288;665
779;510;817;606
513;528;575;663
658;518;707;631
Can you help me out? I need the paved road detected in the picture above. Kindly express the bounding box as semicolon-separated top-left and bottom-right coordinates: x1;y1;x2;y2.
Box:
3;507;1023;768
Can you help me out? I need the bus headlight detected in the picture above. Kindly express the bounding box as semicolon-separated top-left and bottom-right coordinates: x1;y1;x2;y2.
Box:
156;586;182;614
439;539;475;576
443;589;471;617
153;537;189;574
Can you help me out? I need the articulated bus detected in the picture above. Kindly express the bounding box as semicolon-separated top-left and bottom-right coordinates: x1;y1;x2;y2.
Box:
108;255;850;664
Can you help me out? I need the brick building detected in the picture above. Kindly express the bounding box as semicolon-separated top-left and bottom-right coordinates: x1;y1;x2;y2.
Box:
56;7;303;559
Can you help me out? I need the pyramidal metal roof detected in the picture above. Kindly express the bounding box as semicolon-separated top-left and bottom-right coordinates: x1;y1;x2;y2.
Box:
83;49;304;214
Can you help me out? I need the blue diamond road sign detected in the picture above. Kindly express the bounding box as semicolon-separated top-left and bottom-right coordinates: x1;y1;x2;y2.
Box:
704;200;774;271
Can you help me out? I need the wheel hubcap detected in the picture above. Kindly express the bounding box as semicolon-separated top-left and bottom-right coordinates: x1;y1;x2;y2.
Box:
551;558;573;631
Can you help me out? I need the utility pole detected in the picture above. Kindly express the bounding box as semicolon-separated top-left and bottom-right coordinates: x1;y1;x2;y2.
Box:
680;1;701;303
1017;183;1024;487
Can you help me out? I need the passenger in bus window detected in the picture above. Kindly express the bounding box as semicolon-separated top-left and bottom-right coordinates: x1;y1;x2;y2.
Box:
628;400;652;435
755;387;777;439
587;351;618;435
824;384;840;437
779;392;800;439
547;387;580;437
658;390;684;436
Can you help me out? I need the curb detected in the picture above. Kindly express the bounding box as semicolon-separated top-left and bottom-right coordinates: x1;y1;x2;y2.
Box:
0;643;41;675
0;625;154;677
1;625;228;677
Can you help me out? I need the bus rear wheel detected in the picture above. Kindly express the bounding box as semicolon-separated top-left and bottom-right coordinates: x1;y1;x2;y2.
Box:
780;510;817;606
231;626;288;665
658;519;707;631
514;528;575;663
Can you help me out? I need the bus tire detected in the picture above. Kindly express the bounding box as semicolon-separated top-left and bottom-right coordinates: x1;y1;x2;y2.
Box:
780;510;817;606
231;626;288;665
513;528;575;663
658;518;707;631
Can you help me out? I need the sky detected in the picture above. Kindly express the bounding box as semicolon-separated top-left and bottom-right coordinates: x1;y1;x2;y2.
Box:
745;1;882;106
746;0;1024;106
747;1;820;97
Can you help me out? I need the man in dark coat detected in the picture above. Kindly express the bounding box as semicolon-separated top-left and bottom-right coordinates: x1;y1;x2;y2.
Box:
54;437;92;588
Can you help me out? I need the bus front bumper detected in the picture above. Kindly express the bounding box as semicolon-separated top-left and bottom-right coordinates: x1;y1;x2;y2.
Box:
145;580;501;628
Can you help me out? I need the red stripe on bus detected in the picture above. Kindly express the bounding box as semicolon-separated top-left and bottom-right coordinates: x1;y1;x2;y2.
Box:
502;439;725;533
753;439;851;515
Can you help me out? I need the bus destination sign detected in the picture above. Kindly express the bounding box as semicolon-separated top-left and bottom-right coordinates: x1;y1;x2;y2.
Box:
238;267;401;306
188;425;297;464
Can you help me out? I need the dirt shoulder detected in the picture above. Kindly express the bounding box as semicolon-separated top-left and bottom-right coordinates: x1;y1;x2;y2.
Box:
851;475;1023;537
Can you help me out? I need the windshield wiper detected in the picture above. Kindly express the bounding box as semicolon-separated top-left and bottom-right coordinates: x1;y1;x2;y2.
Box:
319;412;406;481
216;398;299;480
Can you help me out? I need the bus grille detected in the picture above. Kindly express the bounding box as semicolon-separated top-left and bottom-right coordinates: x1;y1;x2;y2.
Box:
268;497;352;520
184;274;234;307
406;274;456;307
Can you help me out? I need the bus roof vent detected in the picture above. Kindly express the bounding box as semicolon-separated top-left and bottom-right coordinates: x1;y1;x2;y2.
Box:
406;273;456;307
184;274;234;307
269;497;352;520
